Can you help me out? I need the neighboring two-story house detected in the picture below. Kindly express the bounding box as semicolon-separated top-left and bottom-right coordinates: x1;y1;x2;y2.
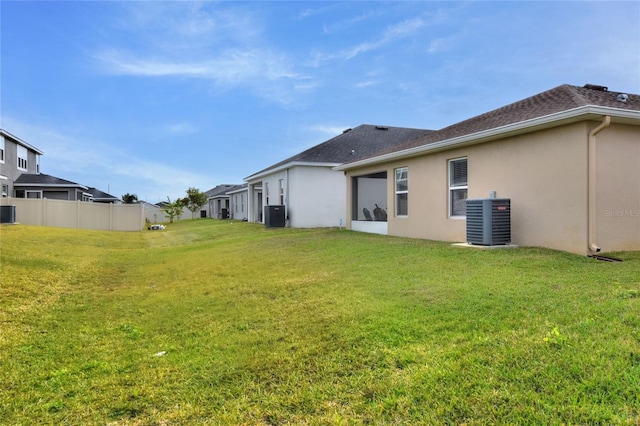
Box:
1;129;118;202
1;129;43;198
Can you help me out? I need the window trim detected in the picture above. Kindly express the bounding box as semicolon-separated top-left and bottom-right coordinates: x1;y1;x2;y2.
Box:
395;167;408;217
0;136;5;164
448;157;468;218
17;145;28;171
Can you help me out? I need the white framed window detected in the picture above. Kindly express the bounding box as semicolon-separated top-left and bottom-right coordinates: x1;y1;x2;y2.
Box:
1;184;8;197
449;157;468;217
0;136;5;163
395;167;408;216
26;190;42;199
279;179;284;205
264;182;269;205
36;155;40;174
17;145;28;171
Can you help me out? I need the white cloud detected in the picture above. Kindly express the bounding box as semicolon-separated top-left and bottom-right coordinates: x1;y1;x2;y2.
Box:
167;122;198;135
355;80;379;88
91;3;311;105
308;125;349;136
427;37;452;54
309;17;425;65
95;48;298;83
93;46;310;105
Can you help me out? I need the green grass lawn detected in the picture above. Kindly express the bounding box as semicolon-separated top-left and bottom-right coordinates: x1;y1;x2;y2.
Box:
1;220;639;425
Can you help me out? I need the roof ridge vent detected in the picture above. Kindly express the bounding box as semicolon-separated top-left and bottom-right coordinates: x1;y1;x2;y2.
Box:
342;128;352;134
583;84;608;92
616;93;629;103
375;126;389;130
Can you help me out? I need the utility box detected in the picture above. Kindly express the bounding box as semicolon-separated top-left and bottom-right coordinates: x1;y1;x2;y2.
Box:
466;198;511;245
264;205;286;228
0;205;16;224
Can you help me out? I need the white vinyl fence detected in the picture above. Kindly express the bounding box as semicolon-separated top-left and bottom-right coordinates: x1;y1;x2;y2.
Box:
1;198;145;231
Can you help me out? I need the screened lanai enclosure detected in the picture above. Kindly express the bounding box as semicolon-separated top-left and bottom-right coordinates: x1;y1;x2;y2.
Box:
351;172;388;235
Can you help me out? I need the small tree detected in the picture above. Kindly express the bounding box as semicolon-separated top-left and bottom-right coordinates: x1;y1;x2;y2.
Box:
185;187;209;219
162;196;185;223
121;193;138;204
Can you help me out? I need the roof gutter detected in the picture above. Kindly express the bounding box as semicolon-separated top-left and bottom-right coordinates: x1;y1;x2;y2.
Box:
334;105;639;171
245;161;342;182
587;115;611;254
0;129;45;155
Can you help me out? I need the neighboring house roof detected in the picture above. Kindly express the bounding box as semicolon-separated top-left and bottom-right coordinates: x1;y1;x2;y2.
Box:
226;183;248;194
0;129;45;155
14;173;88;189
86;187;120;202
206;184;241;199
245;124;433;181
138;200;160;207
337;84;640;170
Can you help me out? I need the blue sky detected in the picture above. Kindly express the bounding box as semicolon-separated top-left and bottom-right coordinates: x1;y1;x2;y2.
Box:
2;1;639;203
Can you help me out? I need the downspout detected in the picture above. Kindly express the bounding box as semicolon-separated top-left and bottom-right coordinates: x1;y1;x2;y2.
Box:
285;168;290;226
587;115;611;254
247;183;254;222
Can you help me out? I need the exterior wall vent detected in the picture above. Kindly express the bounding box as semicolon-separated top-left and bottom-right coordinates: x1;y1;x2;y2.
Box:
264;205;286;228
466;198;511;245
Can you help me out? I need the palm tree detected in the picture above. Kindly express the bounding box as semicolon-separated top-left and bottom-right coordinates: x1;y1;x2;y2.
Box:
121;193;138;204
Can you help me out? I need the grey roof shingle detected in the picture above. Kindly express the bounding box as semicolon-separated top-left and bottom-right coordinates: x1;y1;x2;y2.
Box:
366;84;640;159
86;187;119;201
14;173;86;188
225;183;248;194
205;184;243;198
246;124;432;179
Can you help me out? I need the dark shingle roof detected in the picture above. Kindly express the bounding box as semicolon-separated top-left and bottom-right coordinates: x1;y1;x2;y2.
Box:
205;184;243;198
367;84;640;158
86;187;119;201
246;124;432;179
14;173;86;188
225;183;248;194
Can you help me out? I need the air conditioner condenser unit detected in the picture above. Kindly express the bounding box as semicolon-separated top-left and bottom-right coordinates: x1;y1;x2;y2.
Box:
466;198;511;245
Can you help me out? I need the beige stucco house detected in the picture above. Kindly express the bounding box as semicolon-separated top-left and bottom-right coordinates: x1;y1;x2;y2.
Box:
336;84;640;256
